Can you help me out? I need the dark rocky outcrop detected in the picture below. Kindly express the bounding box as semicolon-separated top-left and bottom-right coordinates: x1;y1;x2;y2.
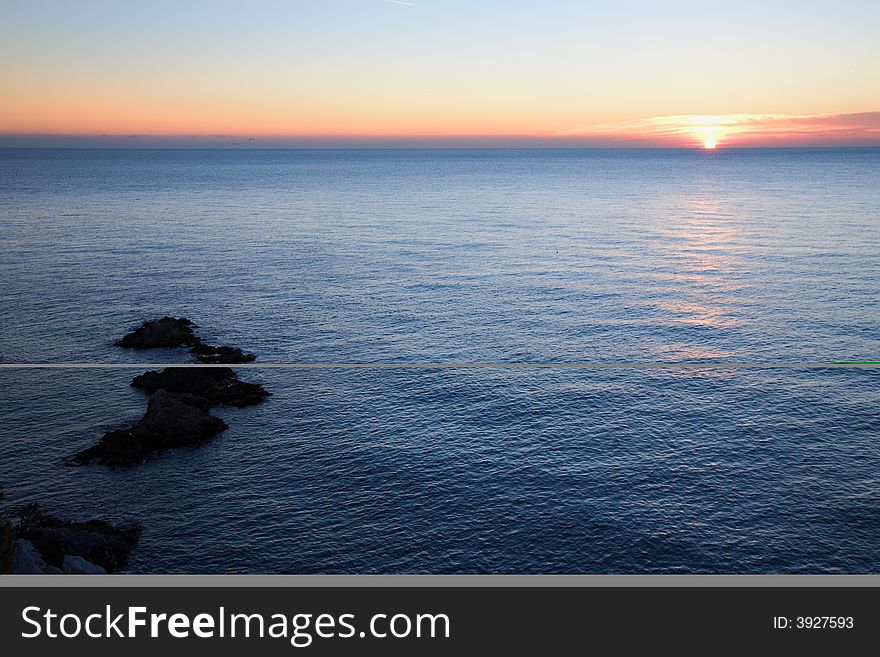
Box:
190;342;256;364
11;539;62;574
0;485;11;573
23;523;141;573
116;316;256;363
116;316;199;349
76;317;267;468
132;367;269;408
2;502;141;574
75;391;228;467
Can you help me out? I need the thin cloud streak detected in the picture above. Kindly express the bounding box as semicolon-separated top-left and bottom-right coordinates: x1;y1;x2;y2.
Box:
555;111;880;147
2;112;879;148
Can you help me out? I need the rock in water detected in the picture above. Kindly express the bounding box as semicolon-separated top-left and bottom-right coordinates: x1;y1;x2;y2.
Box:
99;317;268;465
75;390;228;466
132;367;269;408
189;342;256;364
116;317;198;349
116;316;257;363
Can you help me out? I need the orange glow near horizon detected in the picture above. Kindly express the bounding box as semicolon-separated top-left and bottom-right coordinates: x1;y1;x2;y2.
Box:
0;111;880;150
574;112;880;148
1;111;879;148
1;1;879;147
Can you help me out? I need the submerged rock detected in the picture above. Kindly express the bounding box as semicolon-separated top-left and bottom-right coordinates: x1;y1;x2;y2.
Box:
132;367;269;408
75;390;228;467
116;316;199;349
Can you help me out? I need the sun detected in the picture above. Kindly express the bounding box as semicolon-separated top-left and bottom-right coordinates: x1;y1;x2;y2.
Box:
703;134;717;149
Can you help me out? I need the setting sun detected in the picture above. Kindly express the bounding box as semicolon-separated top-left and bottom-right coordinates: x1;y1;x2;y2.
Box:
704;134;718;149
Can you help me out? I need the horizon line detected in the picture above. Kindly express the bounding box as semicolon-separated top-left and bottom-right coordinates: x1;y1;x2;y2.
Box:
4;110;880;149
3;144;880;151
1;362;877;370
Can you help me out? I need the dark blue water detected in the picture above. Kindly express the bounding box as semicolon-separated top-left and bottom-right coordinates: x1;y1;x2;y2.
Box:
0;148;878;573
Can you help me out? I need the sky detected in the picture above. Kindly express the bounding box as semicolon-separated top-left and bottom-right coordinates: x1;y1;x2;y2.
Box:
1;0;879;147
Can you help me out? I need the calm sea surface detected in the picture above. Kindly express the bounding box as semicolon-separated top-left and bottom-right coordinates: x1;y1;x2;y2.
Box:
0;148;878;573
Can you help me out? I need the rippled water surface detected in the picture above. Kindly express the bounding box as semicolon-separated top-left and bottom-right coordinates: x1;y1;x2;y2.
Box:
0;148;878;572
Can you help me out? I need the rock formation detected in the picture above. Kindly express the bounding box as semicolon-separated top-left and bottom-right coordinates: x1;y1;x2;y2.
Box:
115;316;199;349
190;343;257;364
76;317;268;467
132;367;268;408
75;391;228;467
116;316;256;363
3;503;141;574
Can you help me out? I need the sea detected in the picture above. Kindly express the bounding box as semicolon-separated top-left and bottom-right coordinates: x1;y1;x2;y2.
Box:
0;148;878;573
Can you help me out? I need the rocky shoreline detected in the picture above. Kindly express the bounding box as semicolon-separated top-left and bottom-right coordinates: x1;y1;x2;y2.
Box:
1;485;141;575
7;507;141;574
1;317;269;574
